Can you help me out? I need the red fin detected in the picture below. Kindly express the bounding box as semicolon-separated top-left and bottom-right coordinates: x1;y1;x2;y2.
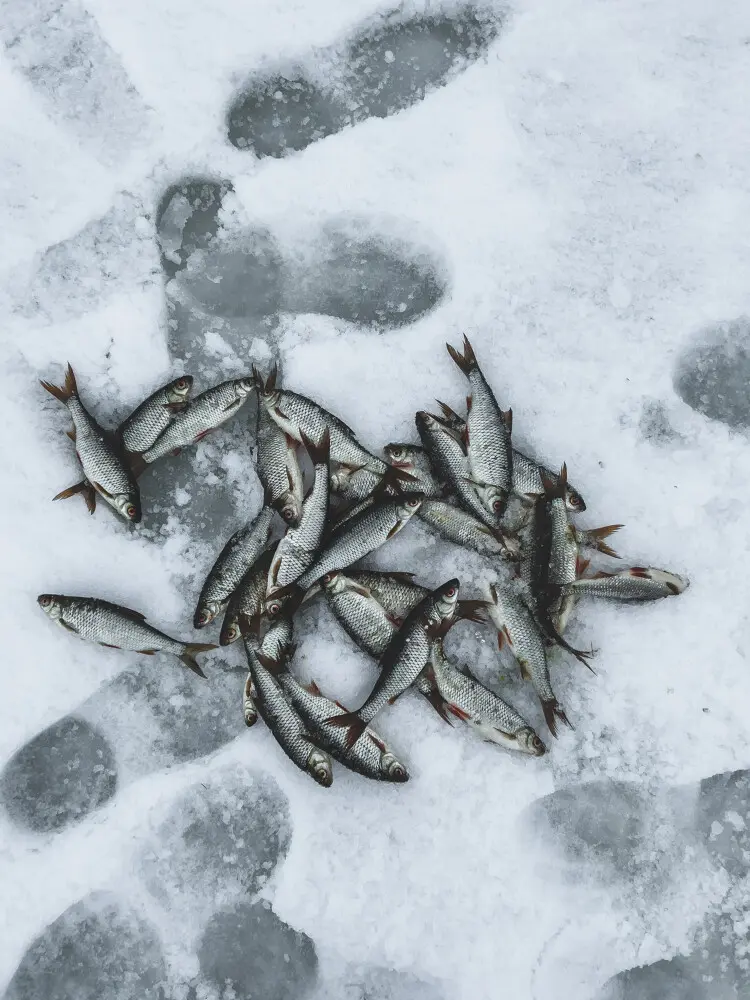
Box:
385;613;403;627
300;426;330;466
40;364;77;404
137;648;157;655
629;567;650;578
305;679;322;695
163;401;188;413
92;480;113;500
66;428;76;441
324;712;367;749
576;555;590;577
194;429;213;442
497;630;505;650
448;703;471;721
83;484;96;514
456;599;489;624
424;688;453;725
386;521;402;540
100;642;120;649
503;625;513;648
53;481;88;502
367;732;386;752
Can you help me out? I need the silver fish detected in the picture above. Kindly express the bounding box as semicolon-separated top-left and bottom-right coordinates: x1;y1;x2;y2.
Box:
486;583;572;738
278;672;409;782
548;468;579;589
256;407;304;526
429;641;546;756
137;376;255;467
254;366;384;474
37;594;215;676
416;410;499;528
330;465;383;501
195;507;277;628
119;375;193;453
562;567;689;602
267;430;330;594
265;494;425;618
383;443;444;498
243;672;259;726
512;449;586;511
343;570;428;620
244;626;333;787
326;579;461;747
417;498;517;560
220;548;275;645
446;335;512;518
41;364;141;522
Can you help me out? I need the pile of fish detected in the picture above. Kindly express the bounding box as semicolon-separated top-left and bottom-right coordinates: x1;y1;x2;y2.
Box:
38;338;689;787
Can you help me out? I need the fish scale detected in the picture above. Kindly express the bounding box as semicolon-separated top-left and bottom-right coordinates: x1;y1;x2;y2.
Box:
383;443;444;498
119;376;193;453
220;549;275;645
417;499;512;558
256;407;304;525
563;567;689;601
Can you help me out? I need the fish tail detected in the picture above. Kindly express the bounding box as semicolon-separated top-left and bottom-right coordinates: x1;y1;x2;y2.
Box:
377;465;418;495
541;464;568;501
456;599;489;624
40;363;77;404
180;642;216;677
446;335;476;376
425;688;454;725
435;399;464;426
542;699;574;738
126;452;148;480
52;480;88;502
585;524;624;558
324;711;367;749
300;426;330;466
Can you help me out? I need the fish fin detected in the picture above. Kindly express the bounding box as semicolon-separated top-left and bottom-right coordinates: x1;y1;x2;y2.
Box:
40;364;77;404
84;485;96;514
99;641;119;647
546;621;597;672
385;521;403;540
385;571;418;584
180;643;216;678
162;401;188;413
446;336;476;376
448;703;472;721
380;465;419;491
424;688;453;725
456;599;489;624
305;679;323;695
502;408;513;433
580;524;624;558
367;731;386;752
385;613;403;627
666;581;681;595
115;606;147;622
629;567;650;578
52;481;88;502
221;397;243;414
541;465;568;501
65;428;76;441
255;649;284;674
57;619;78;633
137;648;158;655
266;364;278;392
126;452;148;479
497;630;505;650
576;555;591;577
300;426;330;466
324;712;367;749
542;699;574;738
91;480;113;500
518;659;531;681
435;399;465;426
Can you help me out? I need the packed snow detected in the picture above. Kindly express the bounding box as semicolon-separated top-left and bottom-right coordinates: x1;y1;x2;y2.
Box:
2;0;750;998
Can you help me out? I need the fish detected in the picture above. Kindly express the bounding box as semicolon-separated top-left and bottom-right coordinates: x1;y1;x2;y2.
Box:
416;409;498;527
194;507;277;628
131;376;256;471
41;364;141;522
278;673;409;782
520;470;595;669
264;493;425;619
575;524;624;559
548;465;579;590
325;579;462;748
254;365;385;474
219;548;275;645
256;407;304;526
37;594;215;677
243;672;259;726
383;443;445;498
446;335;513;518
330;466;384;502
511;449;586;511
244;624;333;788
429;641;546;756
486;583;572;738
342;570;428;621
118;375;194;453
417;498;518;560
562;567;689;602
267;429;330;595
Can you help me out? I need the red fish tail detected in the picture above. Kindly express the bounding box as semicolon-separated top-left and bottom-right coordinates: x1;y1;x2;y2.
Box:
325;711;367;749
446;335;477;376
40;363;77;404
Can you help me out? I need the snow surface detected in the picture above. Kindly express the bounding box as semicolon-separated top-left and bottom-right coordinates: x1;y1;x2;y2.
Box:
1;0;750;997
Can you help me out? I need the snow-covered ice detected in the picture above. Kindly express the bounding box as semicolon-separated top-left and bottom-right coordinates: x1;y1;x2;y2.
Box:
2;0;750;997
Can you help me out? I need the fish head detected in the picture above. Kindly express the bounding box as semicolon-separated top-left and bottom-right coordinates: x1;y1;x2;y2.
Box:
395;492;425;522
112;492;141;523
475;483;506;518
380;751;409;783
432;578;460;621
220;613;242;645
264;592;286;619
235;376;256;399
37;594;64;620
514;727;547;757
565;485;586;513
279;493;302;526
642;568;689;595
253;365;281;407
383;443;414;469
307;749;333;788
166;375;193;405
320;570;347;595
194;600;222;629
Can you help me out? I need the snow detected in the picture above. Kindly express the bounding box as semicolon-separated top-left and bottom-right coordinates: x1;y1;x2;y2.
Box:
1;0;750;997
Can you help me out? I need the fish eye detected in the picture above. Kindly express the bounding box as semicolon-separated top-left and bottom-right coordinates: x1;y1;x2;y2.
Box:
406;498;420;508
126;503;137;519
175;378;189;390
492;499;502;512
267;601;282;617
445;586;457;598
197;608;210;624
39;595;51;607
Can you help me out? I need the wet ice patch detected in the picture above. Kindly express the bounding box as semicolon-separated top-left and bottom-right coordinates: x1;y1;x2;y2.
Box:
693;769;750;877
1;715;117;833
2;892;166;1000
226;5;503;156
197;900;318;1000
0;0;154;165
673;317;750;429
136;764;291;928
336;965;446;1000
156;178;236;281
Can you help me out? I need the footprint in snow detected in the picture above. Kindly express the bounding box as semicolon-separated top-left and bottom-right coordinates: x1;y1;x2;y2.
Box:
673;317;750;431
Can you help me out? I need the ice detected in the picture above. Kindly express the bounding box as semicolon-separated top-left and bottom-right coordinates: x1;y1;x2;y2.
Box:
336;965;446;1000
673;318;750;429
226;6;502;155
638;399;684;448
197;900;319;1000
136;764;291;927
694;769;750;877
1;716;117;833
2;892;166;1000
0;0;153;165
